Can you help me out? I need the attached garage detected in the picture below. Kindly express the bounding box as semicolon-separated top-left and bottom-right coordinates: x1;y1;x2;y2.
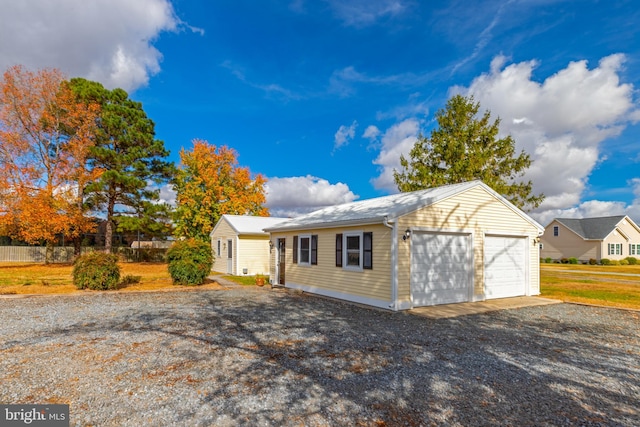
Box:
411;231;472;306
265;180;544;311
484;235;527;299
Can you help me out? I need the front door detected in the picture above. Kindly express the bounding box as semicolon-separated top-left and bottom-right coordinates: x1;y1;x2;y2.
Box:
277;238;286;285
226;239;233;274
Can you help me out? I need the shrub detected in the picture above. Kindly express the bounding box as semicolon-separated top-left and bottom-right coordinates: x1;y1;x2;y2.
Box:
619;259;629;266
568;257;578;264
625;257;638;265
544;257;552;264
167;239;213;286
600;258;611;265
120;275;142;286
73;252;121;290
589;258;597;265
560;257;569;264
610;259;620;266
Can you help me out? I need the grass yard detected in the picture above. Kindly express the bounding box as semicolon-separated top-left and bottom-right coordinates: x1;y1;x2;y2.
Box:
541;264;640;310
0;262;223;295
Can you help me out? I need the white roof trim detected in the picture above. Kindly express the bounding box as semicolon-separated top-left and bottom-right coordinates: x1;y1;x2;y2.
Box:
210;215;290;236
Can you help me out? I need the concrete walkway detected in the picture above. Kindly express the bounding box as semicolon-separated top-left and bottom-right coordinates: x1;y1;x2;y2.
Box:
409;296;562;319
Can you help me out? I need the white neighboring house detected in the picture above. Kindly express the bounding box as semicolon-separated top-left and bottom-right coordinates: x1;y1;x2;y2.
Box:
210;215;289;276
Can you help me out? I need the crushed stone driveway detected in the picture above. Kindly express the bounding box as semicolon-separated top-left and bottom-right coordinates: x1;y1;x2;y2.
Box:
0;287;639;426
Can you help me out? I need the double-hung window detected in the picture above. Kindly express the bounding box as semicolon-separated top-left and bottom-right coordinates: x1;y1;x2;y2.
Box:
630;244;640;256
608;243;622;256
293;235;317;266
336;232;372;270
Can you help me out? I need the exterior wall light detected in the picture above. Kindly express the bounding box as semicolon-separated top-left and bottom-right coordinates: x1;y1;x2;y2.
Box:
403;228;411;241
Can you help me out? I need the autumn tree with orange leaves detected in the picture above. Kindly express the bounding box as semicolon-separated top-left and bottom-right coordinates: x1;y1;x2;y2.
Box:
0;65;100;261
173;140;269;241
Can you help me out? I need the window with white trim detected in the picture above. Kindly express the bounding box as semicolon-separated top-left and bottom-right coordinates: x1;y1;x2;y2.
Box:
630;244;640;256
294;234;317;266
608;243;622;256
336;232;372;270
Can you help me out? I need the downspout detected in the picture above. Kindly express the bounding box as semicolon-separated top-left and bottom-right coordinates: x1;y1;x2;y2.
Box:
383;216;398;311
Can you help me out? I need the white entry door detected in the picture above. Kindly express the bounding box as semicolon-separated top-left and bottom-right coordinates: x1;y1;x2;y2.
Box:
410;232;472;306
484;236;527;299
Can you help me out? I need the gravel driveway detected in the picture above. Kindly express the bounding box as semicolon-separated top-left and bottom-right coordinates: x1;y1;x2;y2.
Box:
1;287;638;426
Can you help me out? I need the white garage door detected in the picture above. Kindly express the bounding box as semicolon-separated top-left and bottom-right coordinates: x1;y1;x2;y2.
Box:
484;236;527;299
411;232;472;306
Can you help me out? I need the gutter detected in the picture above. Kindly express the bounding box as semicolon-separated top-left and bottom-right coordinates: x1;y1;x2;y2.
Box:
383;216;398;311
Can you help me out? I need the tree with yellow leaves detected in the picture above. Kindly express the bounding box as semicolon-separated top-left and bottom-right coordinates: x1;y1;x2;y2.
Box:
173;140;269;241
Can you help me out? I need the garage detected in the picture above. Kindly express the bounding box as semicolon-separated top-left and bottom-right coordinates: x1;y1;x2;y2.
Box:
411;231;472;306
484;235;527;299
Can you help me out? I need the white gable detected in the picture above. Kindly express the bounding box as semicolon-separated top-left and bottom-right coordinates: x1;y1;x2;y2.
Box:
216;215;289;235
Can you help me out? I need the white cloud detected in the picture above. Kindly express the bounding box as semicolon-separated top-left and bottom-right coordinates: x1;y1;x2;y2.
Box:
455;54;639;213
265;175;359;217
0;0;188;92
363;125;381;140
334;121;358;150
370;118;421;192
326;0;408;27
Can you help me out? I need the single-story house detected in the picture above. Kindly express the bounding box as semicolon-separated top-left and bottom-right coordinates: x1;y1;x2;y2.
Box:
210;215;289;275
540;215;640;262
264;180;544;311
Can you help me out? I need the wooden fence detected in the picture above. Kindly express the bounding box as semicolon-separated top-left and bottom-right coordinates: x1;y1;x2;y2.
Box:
0;246;168;263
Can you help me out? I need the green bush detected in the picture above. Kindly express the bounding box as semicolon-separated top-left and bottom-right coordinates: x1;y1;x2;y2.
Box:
568;257;578;264
167;239;213;286
544;257;552;264
589;258;597;265
560;258;569;264
600;258;611;265
610;259;620;266
625;257;638;265
120;275;142;286
73;252;121;290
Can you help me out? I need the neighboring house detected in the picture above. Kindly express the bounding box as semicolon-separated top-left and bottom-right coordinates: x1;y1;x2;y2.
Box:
540;215;640;262
264;180;544;311
210;215;289;275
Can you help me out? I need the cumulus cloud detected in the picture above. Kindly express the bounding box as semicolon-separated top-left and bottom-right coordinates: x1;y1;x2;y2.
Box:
370;118;421;192
265;175;359;217
0;0;188;92
363;125;381;141
334;121;358;150
455;54;639;212
531;178;640;227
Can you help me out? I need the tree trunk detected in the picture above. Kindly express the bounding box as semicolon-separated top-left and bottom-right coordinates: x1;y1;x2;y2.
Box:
45;241;54;264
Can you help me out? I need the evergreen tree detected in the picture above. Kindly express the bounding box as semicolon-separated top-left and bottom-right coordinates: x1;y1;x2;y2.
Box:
394;95;544;210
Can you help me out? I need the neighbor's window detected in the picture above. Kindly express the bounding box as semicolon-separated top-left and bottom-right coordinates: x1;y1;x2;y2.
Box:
608;243;622;255
217;239;221;257
630;244;640;256
553;226;559;236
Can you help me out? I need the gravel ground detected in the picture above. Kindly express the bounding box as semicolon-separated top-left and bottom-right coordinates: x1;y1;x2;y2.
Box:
0;287;638;426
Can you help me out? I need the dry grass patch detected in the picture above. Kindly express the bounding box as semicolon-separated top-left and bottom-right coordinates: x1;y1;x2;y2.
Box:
0;262;222;295
541;267;640;310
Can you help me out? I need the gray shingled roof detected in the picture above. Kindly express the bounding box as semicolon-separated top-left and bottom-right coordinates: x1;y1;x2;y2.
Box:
555;215;626;239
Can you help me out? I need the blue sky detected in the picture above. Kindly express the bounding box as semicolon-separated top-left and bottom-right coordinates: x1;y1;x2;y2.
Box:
2;0;639;224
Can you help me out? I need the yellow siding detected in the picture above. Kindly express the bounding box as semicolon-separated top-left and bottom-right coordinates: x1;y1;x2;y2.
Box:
237;236;271;275
210;219;235;273
395;186;540;303
269;224;392;302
